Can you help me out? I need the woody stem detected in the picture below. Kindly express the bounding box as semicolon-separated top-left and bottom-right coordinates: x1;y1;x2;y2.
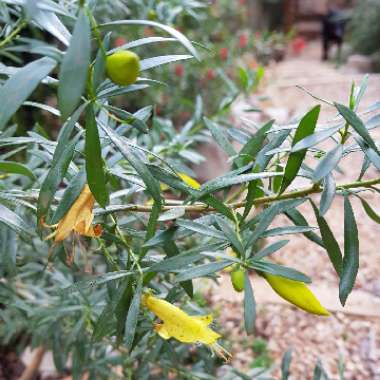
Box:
100;176;380;214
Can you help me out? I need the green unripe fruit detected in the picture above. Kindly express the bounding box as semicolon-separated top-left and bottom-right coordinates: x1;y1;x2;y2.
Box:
148;9;157;20
106;50;140;86
230;268;245;292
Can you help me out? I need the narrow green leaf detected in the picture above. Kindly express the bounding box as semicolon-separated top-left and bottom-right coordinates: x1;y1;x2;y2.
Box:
280;105;321;193
149;251;202;273
37;134;79;223
0;225;18;276
285;208;325;248
235;120;273;168
176;219;226;240
313;359;330;380
311;201;342;276
51;169;87;224
292;126;341;152
281;349;293;380
312;145;343;183
92;33;110;91
262;225;316;238
59;270;136;295
55;102;88;160
197;171;280;198
158;207;185;222
85;105;108;208
354;74;369;111
360;198;380;224
115;280;133;345
0;57;56;130
335;103;379;154
215;216;245;256
355;137;380;171
244;272;256;335
58;9;91;121
320;174;336;215
125;281;142;351
99;20;199;60
140;55;192;71
254;240;289;260
249;260;311;283
339;196;359;306
104;104;148;134
162;238;193;297
203;117;236;157
0;161;35;180
0;205;34;236
102;125;161;204
141;201;161;257
175;261;232;282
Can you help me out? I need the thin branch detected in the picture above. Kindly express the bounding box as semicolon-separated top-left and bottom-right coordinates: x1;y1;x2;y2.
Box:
0;20;27;50
19;346;45;380
96;177;380;214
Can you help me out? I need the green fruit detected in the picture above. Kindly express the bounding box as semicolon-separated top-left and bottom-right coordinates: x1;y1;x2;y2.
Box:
148;9;157;20
230;268;245;292
106;50;140;86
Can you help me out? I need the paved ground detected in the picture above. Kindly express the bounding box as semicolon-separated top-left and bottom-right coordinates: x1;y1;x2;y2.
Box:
210;41;380;379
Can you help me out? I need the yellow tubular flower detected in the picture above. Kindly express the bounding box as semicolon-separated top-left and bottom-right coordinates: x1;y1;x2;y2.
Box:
45;184;102;242
178;172;201;189
263;273;330;316
142;293;231;361
160;172;201;192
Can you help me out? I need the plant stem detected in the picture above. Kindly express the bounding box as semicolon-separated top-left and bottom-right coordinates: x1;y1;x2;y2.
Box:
0;20;27;49
99;176;380;214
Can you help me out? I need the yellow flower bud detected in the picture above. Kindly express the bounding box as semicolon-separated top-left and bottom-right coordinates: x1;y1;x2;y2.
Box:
106;50;140;86
263;273;330;316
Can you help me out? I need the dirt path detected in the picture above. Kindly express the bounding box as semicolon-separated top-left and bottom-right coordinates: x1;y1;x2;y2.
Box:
212;41;380;379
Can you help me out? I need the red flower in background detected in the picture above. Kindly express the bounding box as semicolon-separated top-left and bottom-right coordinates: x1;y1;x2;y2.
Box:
219;47;229;61
114;37;126;47
239;33;249;49
206;68;216;80
292;36;306;55
239;0;246;5
174;64;184;77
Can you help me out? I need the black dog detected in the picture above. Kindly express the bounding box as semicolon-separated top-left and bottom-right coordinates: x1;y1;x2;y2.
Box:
322;8;348;61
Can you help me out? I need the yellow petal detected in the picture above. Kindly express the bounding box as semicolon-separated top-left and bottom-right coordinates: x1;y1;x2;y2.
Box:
263;273;330;316
142;294;220;344
192;314;213;326
178;172;201;189
154;323;171;340
55;184;96;242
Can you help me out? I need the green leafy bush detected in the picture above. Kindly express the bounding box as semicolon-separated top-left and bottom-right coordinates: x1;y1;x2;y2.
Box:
348;0;380;56
0;1;380;379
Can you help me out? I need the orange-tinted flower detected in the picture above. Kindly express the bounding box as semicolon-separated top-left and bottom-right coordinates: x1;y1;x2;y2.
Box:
45;184;102;242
